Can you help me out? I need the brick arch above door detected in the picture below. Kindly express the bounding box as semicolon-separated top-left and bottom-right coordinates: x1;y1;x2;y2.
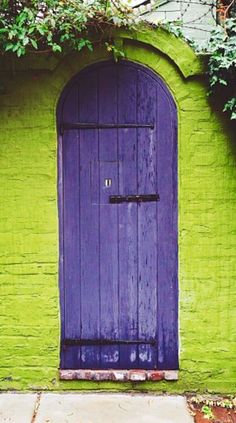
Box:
52;27;203;112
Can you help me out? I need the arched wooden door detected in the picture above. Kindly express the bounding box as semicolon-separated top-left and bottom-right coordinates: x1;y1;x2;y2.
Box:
57;61;178;371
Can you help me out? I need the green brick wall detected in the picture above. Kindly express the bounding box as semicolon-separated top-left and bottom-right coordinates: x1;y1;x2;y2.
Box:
0;28;235;392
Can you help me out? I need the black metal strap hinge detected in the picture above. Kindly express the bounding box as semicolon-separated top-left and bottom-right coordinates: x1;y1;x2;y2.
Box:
60;122;154;135
63;339;156;346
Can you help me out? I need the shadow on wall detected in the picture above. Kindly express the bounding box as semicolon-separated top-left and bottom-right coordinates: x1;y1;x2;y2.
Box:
209;95;236;161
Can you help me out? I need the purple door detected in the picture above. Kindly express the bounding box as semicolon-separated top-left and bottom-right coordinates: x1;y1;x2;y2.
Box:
58;61;178;370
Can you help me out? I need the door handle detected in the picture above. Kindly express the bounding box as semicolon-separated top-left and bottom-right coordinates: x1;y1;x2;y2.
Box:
109;194;160;204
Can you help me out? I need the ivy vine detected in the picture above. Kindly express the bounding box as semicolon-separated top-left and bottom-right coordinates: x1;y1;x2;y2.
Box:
166;15;236;121
206;17;236;120
0;0;138;56
0;1;235;121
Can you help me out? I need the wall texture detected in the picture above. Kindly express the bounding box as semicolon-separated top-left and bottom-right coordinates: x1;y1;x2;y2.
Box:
0;27;235;392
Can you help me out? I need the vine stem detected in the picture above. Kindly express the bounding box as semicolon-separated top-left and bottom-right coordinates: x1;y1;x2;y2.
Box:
223;0;235;21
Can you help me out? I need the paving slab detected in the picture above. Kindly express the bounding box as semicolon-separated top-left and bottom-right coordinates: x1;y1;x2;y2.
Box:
0;393;37;423
35;393;194;423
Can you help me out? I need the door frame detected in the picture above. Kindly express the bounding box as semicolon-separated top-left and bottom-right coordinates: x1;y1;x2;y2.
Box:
57;60;179;378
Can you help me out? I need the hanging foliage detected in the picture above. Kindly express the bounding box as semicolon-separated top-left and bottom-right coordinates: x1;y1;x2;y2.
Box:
206;18;236;120
0;0;138;56
0;1;235;121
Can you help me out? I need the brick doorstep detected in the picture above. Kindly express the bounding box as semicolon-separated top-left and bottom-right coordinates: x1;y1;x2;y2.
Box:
59;369;178;382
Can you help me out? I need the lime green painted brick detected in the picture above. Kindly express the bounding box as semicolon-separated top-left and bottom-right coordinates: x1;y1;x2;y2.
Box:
0;28;236;393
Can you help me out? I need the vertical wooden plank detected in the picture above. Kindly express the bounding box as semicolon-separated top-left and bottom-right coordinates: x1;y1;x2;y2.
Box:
137;70;158;369
79;70;100;368
98;65;120;368
117;63;139;368
157;84;178;369
58;127;66;368
62;84;81;368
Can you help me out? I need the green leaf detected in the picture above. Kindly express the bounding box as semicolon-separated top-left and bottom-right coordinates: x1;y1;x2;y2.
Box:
12;44;19;53
37;26;46;36
86;42;93;52
23;37;29;46
16;46;25;57
52;44;62;53
30;39;38;50
5;43;14;52
28;27;35;35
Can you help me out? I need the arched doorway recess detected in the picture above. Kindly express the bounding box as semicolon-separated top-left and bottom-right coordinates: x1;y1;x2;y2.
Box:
57;60;178;375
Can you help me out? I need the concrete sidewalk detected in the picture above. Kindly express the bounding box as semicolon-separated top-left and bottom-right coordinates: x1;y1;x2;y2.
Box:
0;393;194;423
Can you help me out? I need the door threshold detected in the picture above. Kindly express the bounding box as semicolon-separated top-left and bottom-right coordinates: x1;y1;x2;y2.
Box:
59;369;178;382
